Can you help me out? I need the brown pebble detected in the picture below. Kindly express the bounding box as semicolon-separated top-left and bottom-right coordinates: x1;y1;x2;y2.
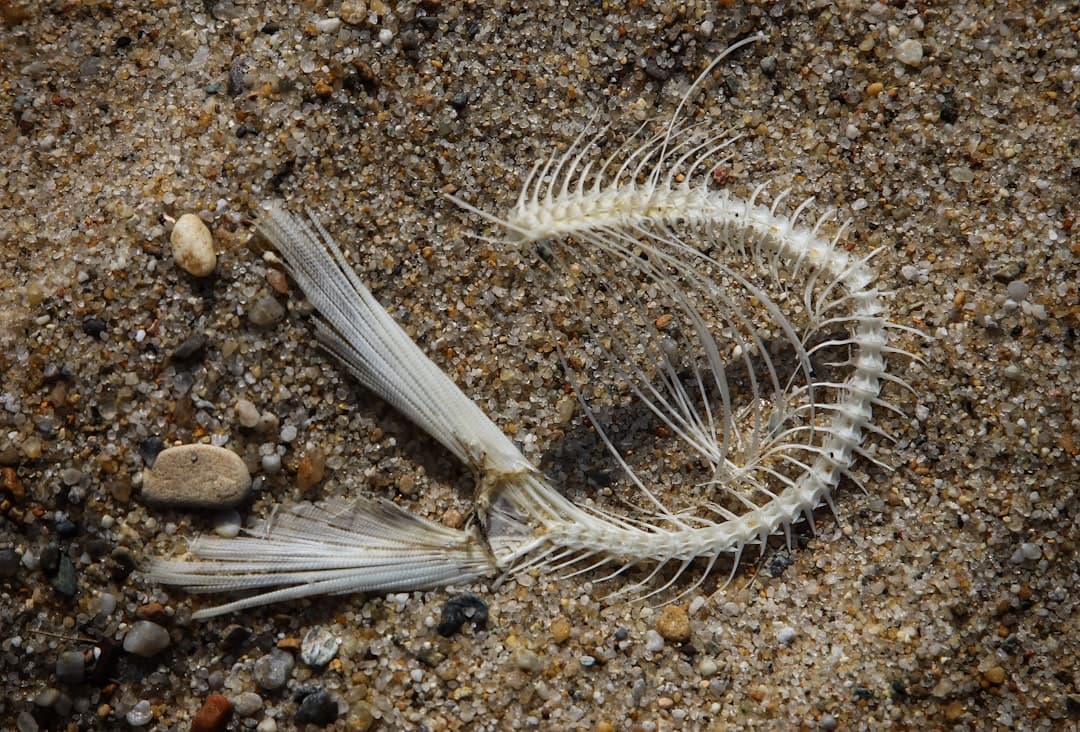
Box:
865;81;884;97
441;508;464;529
135;602;167;623
944;699;964;720
295;450;326;492
1;467;25;502
655;604;691;642
550;617;571;644
277;637;301;651
140;444;251;508
983;666;1006;685
190;693;233;732
266;267;289;294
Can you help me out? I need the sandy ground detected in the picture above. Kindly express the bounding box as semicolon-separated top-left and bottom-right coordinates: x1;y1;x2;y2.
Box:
1;1;1078;730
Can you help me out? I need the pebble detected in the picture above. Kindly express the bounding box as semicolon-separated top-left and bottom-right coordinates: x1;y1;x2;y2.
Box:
253;649;294;690
82;316;107;338
212;509;242;538
247;293;285;328
261;453;282;475
232;691;263;717
895;39;924;67
256;720;278;732
315;17;342;34
512;647;541;673
170;214;217;277
295;688;338;726
0;547;20;576
655;605;691;642
644;630;665;653
234;399;260;428
56;649;85;684
949;165;974;184
50;555;78;597
697;657;718;676
295;450;326;491
171;332;208;362
126;699;153;726
138;436;165;467
34;687;61;707
16;711;39;732
777;626;797;645
141;444;251;508
340;0;368;25
190;693;233;732
279;424;298;443
437;594;489;637
300;627;340;668
550;617;571;644
122;620;171;657
1006;280;1030;302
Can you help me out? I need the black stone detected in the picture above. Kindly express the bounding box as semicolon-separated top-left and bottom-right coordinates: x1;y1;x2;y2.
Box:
170;332;208;362
436;594;488;637
940;94;959;124
294;688;338;726
55;519;78;539
51;555;78;597
40;543;60;575
138;436;164;467
82;317;107;339
450;92;469;111
0;548;20;577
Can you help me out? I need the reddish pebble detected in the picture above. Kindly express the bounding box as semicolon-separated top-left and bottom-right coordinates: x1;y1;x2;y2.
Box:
191;694;232;732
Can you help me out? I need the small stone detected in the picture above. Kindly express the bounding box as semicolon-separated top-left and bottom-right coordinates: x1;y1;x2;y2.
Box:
171;332;208;361
300;627;340;668
948;166;974;184
296;450;326;491
279;424;298;443
141;444;251;508
340;0;368;25
295;688;338;726
315;17;341;33
0;548;20;576
232;691;263;718
1006;280;1030;302
697;656;718;676
2;466;25;501
122;621;171;657
253;649;294;690
865;81;883;97
16;711;39;732
170;214;217;277
820;713;838;730
349;701;375;731
944;699;964;721
257;720;277;732
895;38;923;67
126;699;153;726
247;293;285;328
777;626;797;645
266;267;289;294
50;555;78;597
983;666;1006;685
138;436;165;467
191;693;233;732
261;453;282;475
212;509;242;538
135;602;167;622
235;399;259;428
759;55;777;77
34;687;61;707
644;629;665;652
655;605;691;642
56;650;86;684
512;648;541;672
437;594;488;637
82;317;107;338
550;617;571;644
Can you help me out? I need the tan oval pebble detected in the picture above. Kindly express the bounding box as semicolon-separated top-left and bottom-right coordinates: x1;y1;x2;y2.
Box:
655;604;691;642
170;213;217;277
141;444;250;508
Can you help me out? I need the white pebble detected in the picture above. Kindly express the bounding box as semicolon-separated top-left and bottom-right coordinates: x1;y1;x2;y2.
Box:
315;17;342;33
1006;280;1030;302
895;39;924;67
777;626;797;645
644;629;665;652
235;399;260;428
170;214;216;277
697;656;718;676
280;424;298;442
126;700;153;726
213;509;242;538
261;453;282;475
378;28;393;45
123;621;171;658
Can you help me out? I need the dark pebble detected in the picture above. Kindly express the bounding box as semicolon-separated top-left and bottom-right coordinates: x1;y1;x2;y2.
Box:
139;436;165;467
940;94;959;124
51;555;78;597
115;35;131;49
768;551;793;577
644;59;670;82
450;92;469;111
294;688;337;726
0;548;20;576
40;543;60;575
228;55;253;97
110;546;137;581
221;624;252;650
55;649;85;685
260;21;280;34
171;332;208;361
437;594;488;637
760;55;778;77
81;317;107;338
613;627;629;641
55;518;78;539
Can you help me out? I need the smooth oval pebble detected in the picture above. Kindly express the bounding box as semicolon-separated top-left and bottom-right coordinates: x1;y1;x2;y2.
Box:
141;444;251;508
123;620;171;658
171;213;217;277
300;627;340;667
